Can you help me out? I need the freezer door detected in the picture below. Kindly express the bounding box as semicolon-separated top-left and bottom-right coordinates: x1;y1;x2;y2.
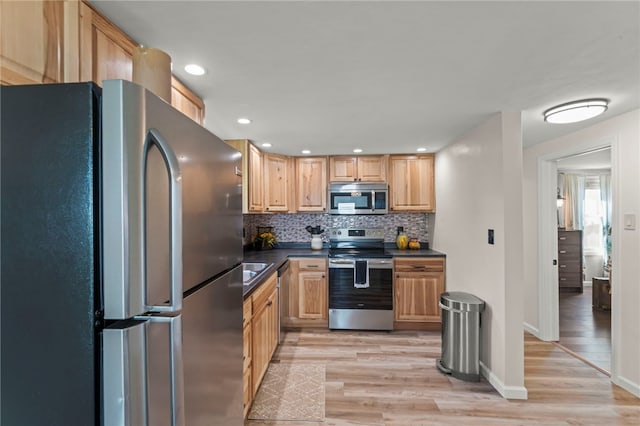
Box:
103;316;185;426
181;265;243;425
102;80;243;319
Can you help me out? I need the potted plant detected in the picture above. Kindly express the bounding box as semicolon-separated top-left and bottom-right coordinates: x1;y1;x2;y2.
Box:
254;227;277;250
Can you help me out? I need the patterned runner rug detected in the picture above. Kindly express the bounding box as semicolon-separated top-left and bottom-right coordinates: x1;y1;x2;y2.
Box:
248;363;325;421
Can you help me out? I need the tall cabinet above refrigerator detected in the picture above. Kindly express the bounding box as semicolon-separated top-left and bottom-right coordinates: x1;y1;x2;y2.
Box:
1;80;244;426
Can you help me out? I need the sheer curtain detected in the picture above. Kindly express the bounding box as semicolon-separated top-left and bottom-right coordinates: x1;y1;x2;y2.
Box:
562;174;585;230
599;174;612;260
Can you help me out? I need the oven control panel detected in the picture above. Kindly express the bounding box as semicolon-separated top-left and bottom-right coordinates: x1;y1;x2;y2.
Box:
329;228;384;241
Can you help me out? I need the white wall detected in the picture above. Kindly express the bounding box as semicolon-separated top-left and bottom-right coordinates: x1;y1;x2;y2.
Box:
523;109;640;397
432;112;526;399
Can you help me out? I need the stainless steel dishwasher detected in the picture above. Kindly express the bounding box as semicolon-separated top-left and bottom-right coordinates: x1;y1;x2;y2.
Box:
277;259;291;343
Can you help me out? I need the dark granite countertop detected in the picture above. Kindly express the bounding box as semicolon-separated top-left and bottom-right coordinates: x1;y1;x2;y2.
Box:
385;248;446;257
242;246;444;299
242;248;329;298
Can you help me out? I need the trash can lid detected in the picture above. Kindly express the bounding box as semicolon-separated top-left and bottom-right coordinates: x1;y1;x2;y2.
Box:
440;291;485;312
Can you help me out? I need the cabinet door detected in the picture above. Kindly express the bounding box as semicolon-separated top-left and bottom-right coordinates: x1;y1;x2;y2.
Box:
389;155;435;212
171;77;205;125
264;153;289;212
296;157;327;212
267;286;279;358
79;2;134;85
0;1;67;85
248;144;264;213
242;321;252;416
357;156;387;182
394;272;443;322
298;271;327;319
251;302;269;396
329;157;358;182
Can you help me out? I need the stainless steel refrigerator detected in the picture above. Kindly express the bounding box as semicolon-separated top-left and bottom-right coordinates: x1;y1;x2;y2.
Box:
1;80;244;426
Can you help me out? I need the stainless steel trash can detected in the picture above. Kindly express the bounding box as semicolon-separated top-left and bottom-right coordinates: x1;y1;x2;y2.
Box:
436;291;485;381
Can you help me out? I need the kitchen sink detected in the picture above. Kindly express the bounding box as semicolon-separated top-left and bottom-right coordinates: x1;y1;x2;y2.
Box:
242;262;272;286
243;262;270;272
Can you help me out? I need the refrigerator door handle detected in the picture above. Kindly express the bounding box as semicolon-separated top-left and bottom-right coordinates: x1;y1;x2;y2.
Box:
143;128;183;313
142;314;186;426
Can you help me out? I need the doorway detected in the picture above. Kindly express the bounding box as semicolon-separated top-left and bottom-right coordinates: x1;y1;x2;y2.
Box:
555;149;612;373
536;140;617;379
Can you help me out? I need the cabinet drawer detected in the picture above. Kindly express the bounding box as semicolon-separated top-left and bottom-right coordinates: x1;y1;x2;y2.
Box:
558;245;581;258
394;258;444;273
252;273;277;309
243;297;253;326
558;231;581;245
559;273;582;286
558;260;581;274
298;258;326;270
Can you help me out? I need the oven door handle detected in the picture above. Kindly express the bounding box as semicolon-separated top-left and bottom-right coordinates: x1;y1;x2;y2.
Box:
329;259;356;267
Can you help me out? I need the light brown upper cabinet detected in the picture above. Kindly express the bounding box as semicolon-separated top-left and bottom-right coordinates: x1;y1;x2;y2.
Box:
263;153;292;212
1;1;205;123
389;154;435;212
79;2;204;124
224;139;250;214
248;143;264;213
329;155;388;182
0;0;74;85
296;157;327;212
79;2;134;83
171;76;205;125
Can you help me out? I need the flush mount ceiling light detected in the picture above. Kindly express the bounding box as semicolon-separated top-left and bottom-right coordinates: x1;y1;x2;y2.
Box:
184;64;205;76
353;148;363;153
543;99;608;124
237;118;251;124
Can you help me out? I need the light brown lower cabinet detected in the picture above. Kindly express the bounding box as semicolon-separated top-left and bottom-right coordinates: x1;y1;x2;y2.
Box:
283;258;328;327
243;272;278;416
394;257;445;330
242;297;252;418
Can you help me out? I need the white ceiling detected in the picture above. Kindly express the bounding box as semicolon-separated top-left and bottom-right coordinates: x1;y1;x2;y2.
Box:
90;1;640;156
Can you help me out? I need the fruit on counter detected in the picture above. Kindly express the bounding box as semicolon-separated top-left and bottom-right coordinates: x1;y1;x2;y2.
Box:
408;238;421;250
396;226;409;249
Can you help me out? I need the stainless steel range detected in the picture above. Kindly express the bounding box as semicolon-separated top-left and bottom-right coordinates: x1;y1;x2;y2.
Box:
328;228;393;330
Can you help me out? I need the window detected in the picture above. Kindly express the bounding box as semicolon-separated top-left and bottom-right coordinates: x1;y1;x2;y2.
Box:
583;177;604;256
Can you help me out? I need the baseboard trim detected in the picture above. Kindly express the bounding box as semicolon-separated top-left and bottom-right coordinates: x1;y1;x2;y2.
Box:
479;361;528;400
612;374;640;398
523;322;539;337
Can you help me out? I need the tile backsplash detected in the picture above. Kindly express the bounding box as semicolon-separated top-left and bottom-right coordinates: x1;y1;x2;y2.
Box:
244;213;430;245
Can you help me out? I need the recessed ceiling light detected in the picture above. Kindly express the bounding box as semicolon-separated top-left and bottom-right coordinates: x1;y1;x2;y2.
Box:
237;118;252;125
543;99;608;124
184;64;205;76
261;143;272;148
353;148;363;153
417;147;427;152
301;149;311;154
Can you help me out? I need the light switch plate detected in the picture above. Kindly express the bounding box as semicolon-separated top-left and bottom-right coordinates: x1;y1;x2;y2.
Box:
624;213;636;230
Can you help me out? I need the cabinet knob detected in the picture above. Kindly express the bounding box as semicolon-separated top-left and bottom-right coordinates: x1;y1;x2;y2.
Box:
267;300;273;306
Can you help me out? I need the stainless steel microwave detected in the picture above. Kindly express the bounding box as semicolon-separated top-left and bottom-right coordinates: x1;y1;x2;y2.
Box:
328;182;388;214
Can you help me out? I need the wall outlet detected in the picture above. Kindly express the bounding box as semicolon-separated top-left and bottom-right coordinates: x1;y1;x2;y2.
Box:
488;229;494;245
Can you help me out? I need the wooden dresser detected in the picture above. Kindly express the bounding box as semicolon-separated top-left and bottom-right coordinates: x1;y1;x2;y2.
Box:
558;229;583;292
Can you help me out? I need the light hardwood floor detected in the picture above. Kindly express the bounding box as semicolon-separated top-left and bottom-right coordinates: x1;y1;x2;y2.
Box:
246;329;639;425
559;286;611;373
